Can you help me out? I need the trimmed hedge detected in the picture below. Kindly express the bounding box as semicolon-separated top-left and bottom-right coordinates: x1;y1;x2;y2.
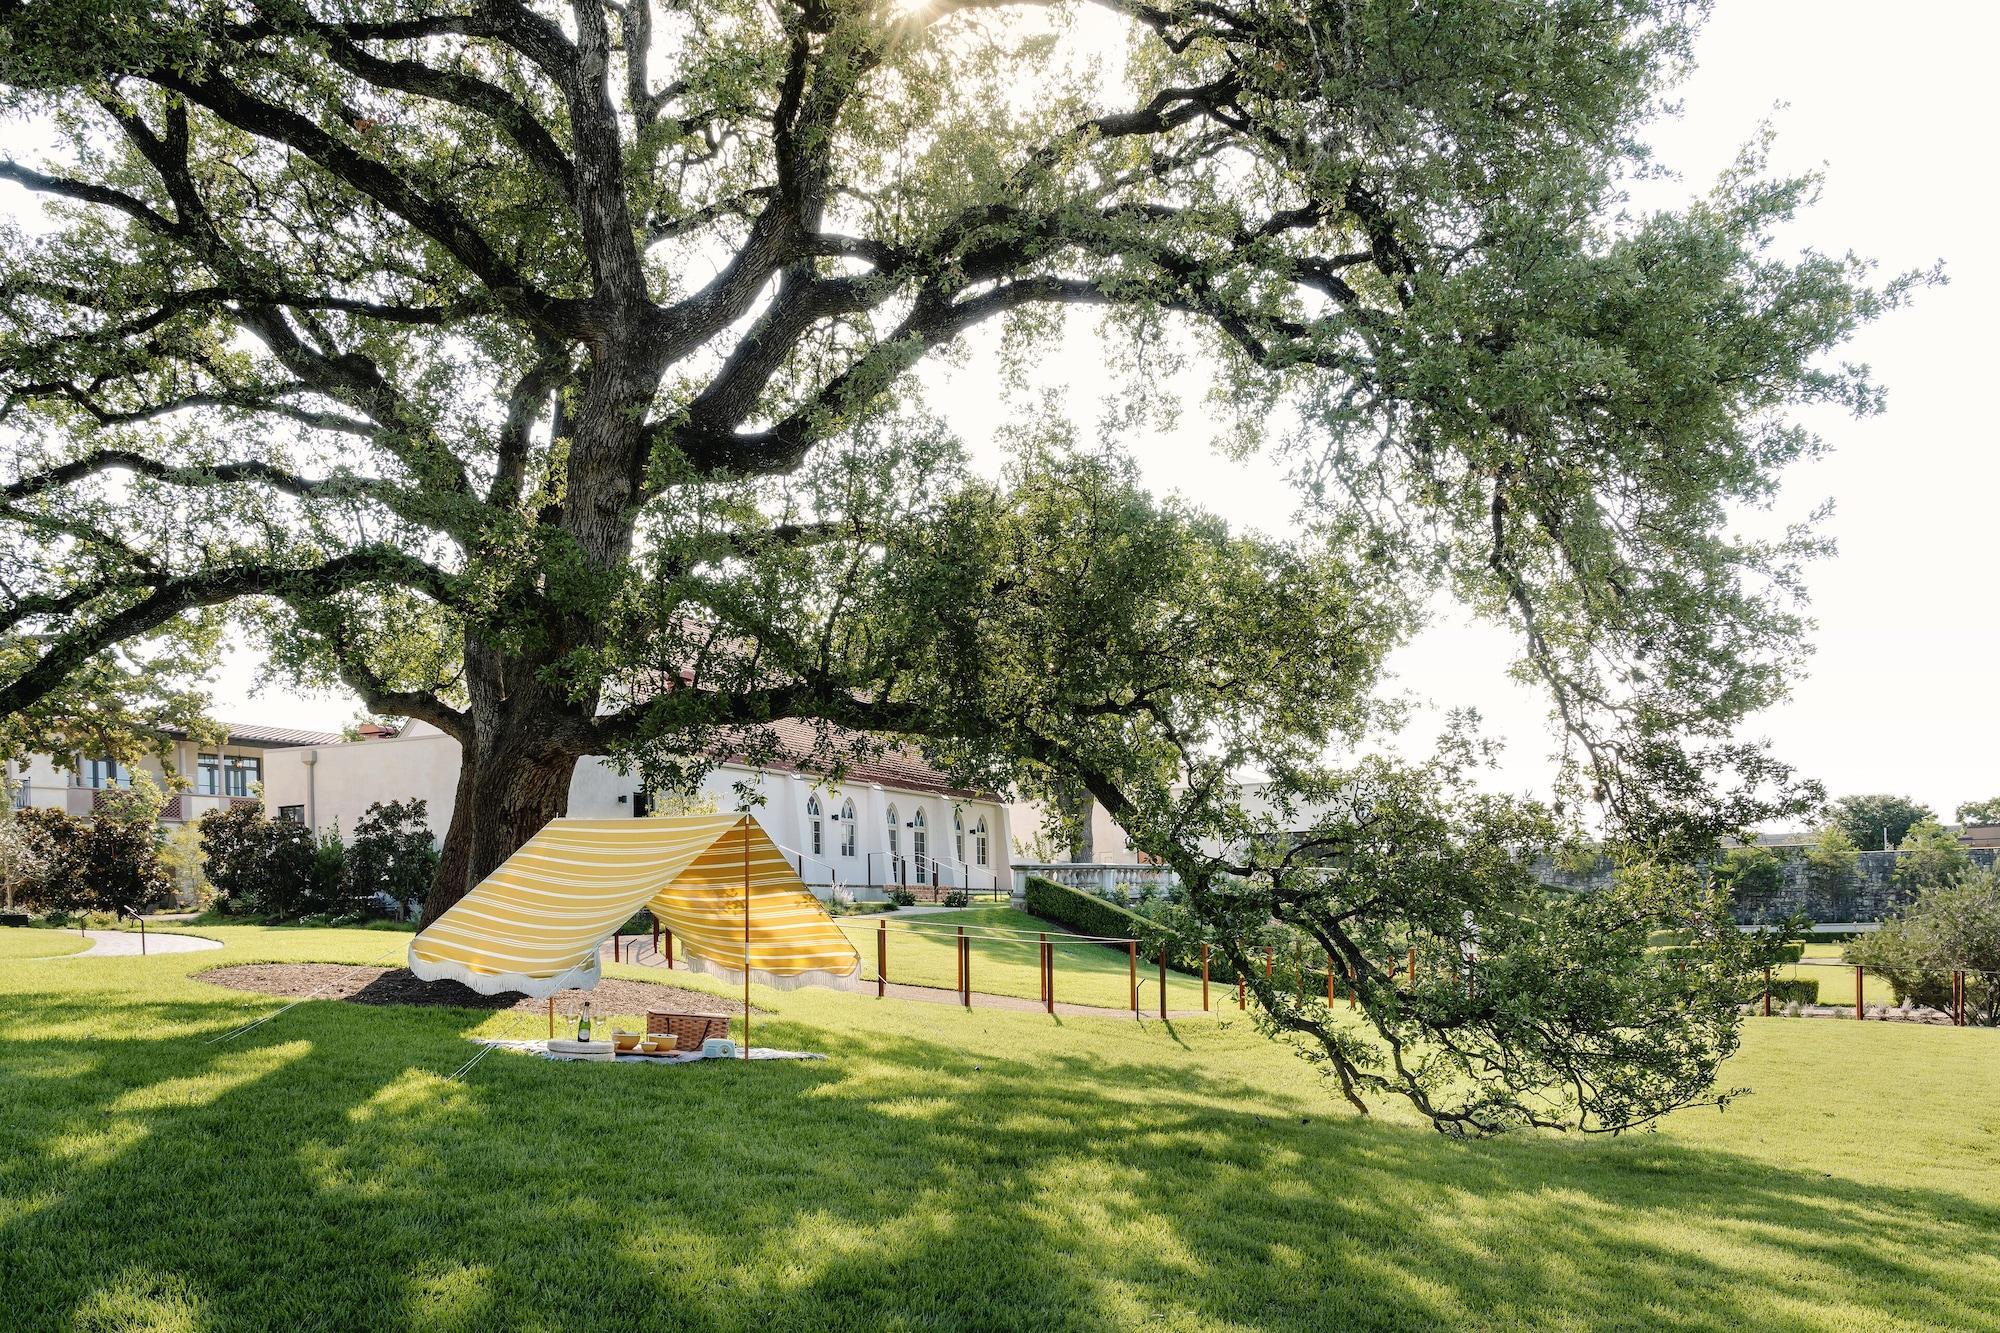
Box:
1765;977;1820;1005
1022;876;1242;980
1023;875;1155;942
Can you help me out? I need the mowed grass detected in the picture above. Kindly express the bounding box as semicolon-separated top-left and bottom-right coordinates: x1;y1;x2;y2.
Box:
836;906;1182;1010
3;928;1999;1331
0;929;89;960
1776;942;1898;1007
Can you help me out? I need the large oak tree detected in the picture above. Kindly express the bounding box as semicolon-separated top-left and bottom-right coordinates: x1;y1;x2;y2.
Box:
0;0;1918;1130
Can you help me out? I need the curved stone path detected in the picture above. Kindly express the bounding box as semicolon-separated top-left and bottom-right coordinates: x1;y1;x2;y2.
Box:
76;928;222;957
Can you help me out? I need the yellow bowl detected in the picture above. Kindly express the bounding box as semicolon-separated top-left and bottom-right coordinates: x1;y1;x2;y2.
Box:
612;1032;641;1051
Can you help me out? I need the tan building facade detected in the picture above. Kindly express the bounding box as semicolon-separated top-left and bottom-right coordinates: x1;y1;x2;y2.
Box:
4;721;344;830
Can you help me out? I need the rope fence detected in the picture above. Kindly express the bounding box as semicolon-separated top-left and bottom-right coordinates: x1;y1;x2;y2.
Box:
608;916;1996;1027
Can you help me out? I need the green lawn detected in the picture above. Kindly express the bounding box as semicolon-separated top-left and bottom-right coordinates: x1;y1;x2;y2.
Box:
838;905;1192;1010
3;927;1998;1331
0;928;89;960
1776;942;1898;1007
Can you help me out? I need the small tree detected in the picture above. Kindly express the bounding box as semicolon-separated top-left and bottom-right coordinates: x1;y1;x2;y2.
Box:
157;822;210;909
0;777;49;913
9;806;86;914
1895;819;1972;891
1849;867;2000;1023
1803;826;1861;917
7;800;168;917
1829;794;1935;852
1955;798;2000;826
1714;845;1786;905
346;800;439;920
199;804;317;918
74;816;171;917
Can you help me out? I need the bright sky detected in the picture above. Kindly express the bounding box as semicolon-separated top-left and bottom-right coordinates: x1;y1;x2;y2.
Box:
184;2;1996;821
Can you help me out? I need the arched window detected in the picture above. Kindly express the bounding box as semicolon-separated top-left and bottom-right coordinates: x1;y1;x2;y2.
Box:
953;807;965;862
806;794;823;858
885;803;899;858
839;798;857;857
973;815;989;867
912;808;929;882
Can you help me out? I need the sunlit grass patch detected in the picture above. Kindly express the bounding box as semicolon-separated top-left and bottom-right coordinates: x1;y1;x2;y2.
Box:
0;924;1996;1331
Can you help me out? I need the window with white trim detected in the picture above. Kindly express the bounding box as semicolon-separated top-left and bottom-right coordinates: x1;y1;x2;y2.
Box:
886;803;899;857
807;794;823;857
973;815;989;867
953;807;965;861
839;798;857;856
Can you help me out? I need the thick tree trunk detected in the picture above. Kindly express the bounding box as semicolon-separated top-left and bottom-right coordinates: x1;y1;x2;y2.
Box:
419;639;595;925
420;730;579;925
1055;780;1095;863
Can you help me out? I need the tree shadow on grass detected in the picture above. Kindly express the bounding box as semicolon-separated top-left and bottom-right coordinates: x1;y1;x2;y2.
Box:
1;989;1997;1331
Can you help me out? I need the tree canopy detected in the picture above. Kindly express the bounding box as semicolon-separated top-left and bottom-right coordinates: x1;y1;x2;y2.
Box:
1829;794;1935;853
1955;798;2000;827
0;0;1919;1132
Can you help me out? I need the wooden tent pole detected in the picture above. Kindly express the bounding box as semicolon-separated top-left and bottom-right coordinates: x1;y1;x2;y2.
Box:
743;816;751;1060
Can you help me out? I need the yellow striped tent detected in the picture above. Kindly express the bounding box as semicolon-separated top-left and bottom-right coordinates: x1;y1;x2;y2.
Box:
408;814;860;998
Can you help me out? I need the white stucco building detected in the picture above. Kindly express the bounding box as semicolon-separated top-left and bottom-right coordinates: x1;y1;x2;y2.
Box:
261;719;1015;899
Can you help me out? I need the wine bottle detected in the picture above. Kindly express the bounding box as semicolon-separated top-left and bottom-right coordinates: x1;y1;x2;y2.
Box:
576;1000;594;1042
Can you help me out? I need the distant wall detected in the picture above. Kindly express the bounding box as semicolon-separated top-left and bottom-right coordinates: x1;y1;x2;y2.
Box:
1534;849;2000;924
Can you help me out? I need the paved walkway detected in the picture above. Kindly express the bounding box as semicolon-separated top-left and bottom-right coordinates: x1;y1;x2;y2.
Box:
76;929;222;957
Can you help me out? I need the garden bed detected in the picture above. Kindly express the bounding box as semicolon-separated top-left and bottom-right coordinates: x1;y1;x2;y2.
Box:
196;963;747;1016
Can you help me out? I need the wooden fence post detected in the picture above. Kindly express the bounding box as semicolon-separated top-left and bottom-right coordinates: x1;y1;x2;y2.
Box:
1954;969;1965;1026
664;928;674;970
1266;944;1274;978
547;995;554;1039
612;930;619;963
1407;946;1416;985
956;925;965;996
1325;953;1335;1007
877;919;887;998
1854;965;1864;1020
1128;940;1138;1015
1159;944;1168;1020
1043;937;1054;1014
1201;942;1211;1011
1347;958;1357;1009
1762;966;1771;1017
1039;932;1049;1005
960;932;971;1008
652;919;659;956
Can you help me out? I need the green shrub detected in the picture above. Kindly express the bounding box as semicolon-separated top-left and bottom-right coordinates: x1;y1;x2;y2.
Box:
346;799;438;918
199;806;343;918
1764;977;1820;1005
941;889;969;908
886;887;917;907
7;804;170;916
1024;875;1150;939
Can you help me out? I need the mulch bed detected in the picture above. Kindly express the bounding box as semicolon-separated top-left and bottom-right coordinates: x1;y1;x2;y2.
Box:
197;963;748;1016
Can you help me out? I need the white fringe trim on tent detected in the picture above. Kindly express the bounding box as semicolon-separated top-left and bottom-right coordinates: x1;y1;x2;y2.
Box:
406;940;601;999
676;954;862;993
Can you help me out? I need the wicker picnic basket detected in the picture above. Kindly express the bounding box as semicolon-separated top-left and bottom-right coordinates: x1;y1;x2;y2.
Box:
647;1011;728;1051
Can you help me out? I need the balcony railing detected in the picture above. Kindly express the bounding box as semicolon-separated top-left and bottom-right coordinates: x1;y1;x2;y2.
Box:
1010;861;1181;901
